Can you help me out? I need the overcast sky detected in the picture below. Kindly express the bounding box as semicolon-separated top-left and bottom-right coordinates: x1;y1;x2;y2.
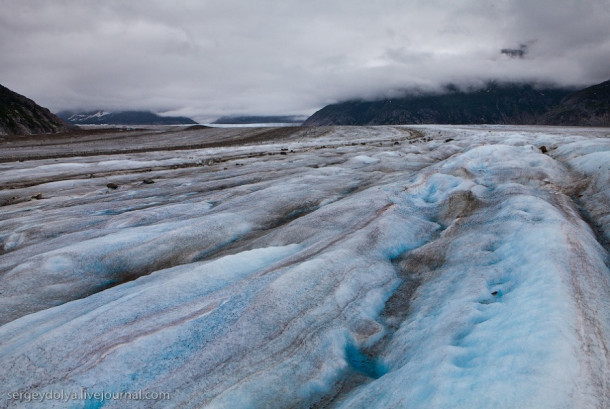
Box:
1;0;609;121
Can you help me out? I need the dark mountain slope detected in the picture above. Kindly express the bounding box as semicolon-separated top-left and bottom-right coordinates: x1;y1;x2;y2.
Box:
0;84;75;135
304;83;573;126
541;79;610;126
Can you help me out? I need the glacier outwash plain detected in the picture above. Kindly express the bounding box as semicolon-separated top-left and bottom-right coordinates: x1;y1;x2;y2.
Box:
0;125;609;408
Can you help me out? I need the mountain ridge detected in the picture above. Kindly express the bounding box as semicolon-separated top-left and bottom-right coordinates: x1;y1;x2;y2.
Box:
212;115;306;125
541;80;610;126
57;110;198;125
0;84;75;135
303;81;610;126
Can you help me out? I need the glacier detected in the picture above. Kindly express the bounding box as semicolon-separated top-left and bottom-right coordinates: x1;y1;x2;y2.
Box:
0;125;609;408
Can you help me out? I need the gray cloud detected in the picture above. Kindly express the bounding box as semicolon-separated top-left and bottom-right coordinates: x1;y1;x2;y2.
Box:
0;0;609;121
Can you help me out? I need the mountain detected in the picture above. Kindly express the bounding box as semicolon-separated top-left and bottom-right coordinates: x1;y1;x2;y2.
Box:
57;110;198;125
304;82;573;126
0;84;75;135
541;79;610;126
212;115;306;124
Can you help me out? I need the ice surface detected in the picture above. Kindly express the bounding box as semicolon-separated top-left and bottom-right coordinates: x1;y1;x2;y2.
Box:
0;125;609;408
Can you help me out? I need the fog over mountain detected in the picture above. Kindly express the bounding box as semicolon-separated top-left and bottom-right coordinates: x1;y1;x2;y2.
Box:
0;1;609;121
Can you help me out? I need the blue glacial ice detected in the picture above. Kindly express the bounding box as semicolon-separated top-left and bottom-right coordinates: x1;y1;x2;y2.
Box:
0;125;609;408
